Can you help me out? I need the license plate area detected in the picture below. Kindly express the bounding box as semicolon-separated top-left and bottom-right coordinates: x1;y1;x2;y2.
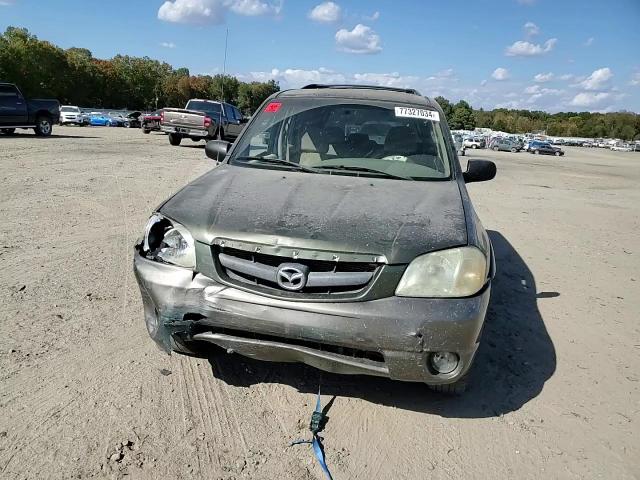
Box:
177;127;189;134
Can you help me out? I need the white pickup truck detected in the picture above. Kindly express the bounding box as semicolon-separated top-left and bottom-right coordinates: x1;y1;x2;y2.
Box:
161;99;247;146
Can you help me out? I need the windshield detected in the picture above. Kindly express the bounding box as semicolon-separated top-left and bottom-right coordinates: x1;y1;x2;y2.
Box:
186;100;221;117
229;99;452;180
61;106;79;112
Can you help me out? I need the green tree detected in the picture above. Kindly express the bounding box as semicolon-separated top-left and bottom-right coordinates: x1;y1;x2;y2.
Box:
450;100;475;130
434;96;454;121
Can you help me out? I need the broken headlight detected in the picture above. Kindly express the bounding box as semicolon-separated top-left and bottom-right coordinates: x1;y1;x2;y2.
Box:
395;246;488;298
142;213;196;269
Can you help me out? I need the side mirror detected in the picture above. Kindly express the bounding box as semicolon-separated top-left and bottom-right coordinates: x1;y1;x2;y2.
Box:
205;140;231;162
463;159;496;183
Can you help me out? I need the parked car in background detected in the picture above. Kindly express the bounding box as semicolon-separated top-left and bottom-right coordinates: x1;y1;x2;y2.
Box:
60;105;85;126
492;138;521;152
124;111;142;128
463;137;485;149
141;110;162;133
89;112;111;126
529;142;564;156
134;84;497;394
611;143;633;152
161;99;246;146
0;82;60;136
107;112;130;127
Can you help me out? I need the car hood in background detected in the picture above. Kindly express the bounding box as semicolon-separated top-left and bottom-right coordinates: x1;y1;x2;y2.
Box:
159;165;468;264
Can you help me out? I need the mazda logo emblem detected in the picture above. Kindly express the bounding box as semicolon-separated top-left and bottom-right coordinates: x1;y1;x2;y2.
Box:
276;263;309;291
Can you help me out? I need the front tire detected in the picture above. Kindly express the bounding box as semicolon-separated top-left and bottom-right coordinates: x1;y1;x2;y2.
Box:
143;129;151;134
511;147;517;153
555;151;561;156
428;376;468;395
472;144;478;149
534;149;540;155
34;116;53;136
168;133;182;146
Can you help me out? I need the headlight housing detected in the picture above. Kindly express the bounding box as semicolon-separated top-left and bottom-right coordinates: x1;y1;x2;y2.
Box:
141;213;196;269
395;246;488;298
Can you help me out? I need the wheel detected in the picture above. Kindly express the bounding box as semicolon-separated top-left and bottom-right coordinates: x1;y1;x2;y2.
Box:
493;146;499;151
143;129;151;134
511;147;517;153
534;149;540;155
472;144;478;149
555;151;561;156
1;128;16;135
168;133;182;146
34;116;53;136
170;335;206;357
428;376;468;395
124;121;130;128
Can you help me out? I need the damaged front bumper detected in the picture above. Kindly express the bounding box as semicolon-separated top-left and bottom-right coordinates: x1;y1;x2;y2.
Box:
133;247;491;385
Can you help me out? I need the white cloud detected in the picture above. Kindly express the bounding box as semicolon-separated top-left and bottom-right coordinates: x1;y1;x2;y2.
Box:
578;67;613;90
559;74;575;81
491;68;510;81
570;92;611;107
630;72;640;86
308;1;341;23
248;67;346;87
523;21;539;37
366;11;380;21
480;79;488;86
353;72;420;88
160;41;176;48
335;24;382;54
228;0;282;16
524;85;562;95
584;37;594;47
426;68;455;81
534;72;554;82
505;38;557;56
158;0;281;25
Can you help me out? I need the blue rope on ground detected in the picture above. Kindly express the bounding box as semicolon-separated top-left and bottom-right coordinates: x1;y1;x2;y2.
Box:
291;389;334;480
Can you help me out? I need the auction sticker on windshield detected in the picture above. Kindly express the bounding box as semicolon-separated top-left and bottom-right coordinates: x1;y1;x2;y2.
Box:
395;107;440;122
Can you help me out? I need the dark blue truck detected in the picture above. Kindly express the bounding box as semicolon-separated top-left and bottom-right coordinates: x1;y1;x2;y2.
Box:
0;83;60;136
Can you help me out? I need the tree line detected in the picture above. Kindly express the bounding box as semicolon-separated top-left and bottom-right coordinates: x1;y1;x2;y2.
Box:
0;27;279;113
435;96;640;141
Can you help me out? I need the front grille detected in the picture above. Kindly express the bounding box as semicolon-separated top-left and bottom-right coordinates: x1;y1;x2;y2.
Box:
214;246;380;296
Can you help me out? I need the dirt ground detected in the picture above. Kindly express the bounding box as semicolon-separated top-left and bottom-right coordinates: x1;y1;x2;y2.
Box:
1;126;638;480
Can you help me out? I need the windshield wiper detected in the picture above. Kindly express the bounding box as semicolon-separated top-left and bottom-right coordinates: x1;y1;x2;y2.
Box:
314;165;413;181
235;156;318;174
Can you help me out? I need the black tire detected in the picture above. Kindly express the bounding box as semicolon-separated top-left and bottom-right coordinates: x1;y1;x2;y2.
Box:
1;128;16;135
511;147;517;153
143;129;151;134
124;121;130;128
428;377;468;395
493;146;499;151
168;133;182;146
534;149;540;155
472;144;478;149
170;335;206;357
34;115;53;136
555;151;561;156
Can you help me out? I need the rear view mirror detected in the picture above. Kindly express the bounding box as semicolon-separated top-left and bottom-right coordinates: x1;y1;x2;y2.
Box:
205;140;231;162
463;159;496;183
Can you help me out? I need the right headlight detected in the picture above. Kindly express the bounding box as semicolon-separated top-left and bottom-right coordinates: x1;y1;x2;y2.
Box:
141;213;196;269
395;246;488;298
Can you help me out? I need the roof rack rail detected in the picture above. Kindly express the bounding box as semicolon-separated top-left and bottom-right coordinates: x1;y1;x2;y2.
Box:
301;84;421;96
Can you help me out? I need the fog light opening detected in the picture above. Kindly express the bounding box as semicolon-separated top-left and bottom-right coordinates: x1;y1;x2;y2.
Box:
430;352;459;374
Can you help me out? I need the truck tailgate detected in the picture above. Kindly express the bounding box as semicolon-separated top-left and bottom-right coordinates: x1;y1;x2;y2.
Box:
162;108;206;129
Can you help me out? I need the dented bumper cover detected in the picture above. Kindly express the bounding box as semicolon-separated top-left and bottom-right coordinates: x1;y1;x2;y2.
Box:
133;248;491;384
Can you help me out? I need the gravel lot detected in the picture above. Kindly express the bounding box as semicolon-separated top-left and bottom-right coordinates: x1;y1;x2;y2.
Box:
1;126;638;479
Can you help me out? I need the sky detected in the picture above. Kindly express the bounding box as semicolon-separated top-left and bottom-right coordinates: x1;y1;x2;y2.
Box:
1;0;639;113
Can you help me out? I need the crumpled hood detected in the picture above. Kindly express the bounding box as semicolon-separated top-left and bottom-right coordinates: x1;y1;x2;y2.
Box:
159;164;467;264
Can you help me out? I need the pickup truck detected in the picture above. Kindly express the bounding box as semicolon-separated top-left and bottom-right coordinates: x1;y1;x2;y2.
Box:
161;99;246;146
0;83;60;136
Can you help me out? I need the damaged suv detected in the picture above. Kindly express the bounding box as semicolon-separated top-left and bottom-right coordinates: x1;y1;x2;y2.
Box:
134;85;496;394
